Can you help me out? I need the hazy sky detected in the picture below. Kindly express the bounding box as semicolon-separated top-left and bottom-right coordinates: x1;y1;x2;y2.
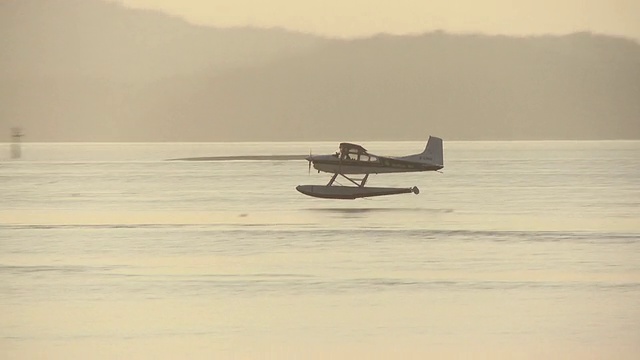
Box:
111;0;640;40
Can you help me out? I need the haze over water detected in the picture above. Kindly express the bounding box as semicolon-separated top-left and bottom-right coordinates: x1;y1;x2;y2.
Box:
1;141;639;359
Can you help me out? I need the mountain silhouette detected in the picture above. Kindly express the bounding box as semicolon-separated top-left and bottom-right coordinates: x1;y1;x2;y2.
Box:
1;0;639;141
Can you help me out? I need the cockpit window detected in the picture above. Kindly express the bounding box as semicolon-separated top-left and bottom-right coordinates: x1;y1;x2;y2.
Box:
339;144;379;162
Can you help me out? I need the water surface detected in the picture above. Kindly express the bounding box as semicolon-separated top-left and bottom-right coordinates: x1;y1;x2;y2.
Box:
1;141;639;359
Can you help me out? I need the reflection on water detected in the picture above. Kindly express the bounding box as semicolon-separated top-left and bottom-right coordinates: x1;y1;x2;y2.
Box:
307;207;454;214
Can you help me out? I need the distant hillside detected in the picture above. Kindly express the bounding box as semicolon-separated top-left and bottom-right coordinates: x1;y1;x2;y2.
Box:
169;31;640;141
1;0;639;141
0;0;326;81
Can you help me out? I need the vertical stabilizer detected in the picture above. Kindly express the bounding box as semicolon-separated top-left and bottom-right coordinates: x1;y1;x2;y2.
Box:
422;136;443;166
396;135;444;167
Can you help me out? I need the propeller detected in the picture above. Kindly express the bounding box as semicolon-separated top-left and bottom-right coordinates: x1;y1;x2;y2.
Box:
307;149;312;174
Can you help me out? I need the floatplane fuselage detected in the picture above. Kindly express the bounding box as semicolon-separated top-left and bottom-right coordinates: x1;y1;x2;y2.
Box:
296;136;444;199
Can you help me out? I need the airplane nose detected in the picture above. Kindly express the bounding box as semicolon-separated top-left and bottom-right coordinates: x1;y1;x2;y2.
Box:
305;155;313;162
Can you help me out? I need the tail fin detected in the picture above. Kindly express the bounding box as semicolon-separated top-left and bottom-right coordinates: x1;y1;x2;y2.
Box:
422;136;444;166
396;136;444;167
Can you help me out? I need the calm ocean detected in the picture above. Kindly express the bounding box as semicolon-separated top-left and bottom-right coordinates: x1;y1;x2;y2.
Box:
1;141;639;359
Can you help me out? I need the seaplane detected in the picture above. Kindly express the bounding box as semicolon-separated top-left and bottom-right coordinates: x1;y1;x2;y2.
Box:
296;136;443;199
